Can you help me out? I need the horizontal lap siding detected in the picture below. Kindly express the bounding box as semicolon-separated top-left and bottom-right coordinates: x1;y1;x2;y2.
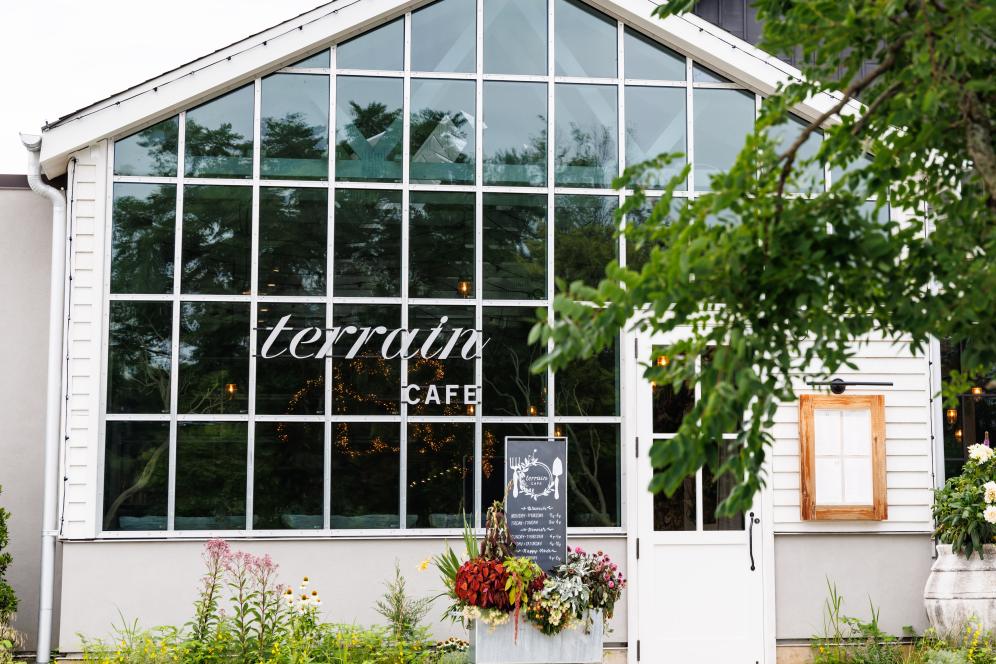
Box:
63;142;107;539
771;338;936;533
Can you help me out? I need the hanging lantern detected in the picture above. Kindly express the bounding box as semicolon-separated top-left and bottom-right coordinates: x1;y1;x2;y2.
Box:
656;355;670;367
465;403;475;416
955;428;963;442
456;278;472;298
528;405;538;416
555;426;563;438
225;383;238;397
946;408;958;425
971;386;984;396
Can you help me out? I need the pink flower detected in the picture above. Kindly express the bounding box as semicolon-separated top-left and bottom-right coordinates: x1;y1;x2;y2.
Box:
608;581;615;589
611;563;617;570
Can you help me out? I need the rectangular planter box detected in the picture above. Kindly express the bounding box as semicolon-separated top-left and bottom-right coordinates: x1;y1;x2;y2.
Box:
470;610;603;663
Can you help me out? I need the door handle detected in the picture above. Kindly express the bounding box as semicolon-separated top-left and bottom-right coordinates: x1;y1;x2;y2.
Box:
748;511;760;571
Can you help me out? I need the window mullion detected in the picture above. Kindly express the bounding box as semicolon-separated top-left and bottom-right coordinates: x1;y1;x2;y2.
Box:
325;44;337;532
167;111;187;532
546;0;557;432
473;0;485;529
399;10;413;531
246;77;263;534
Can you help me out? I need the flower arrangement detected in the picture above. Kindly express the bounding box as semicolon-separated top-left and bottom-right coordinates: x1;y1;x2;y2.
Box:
434;502;626;639
933;438;996;557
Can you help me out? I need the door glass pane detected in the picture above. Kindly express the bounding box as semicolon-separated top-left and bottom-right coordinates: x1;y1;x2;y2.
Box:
703;445;744;530
178;301;250;415
407;305;476;416
652;344;694;433
335;76;404;182
483;307;547;416
175;422;247;530
560;422;620;527
409;192;475;298
111;183;176;294
556;335;619;416
181;185;252;295
331;422;400;529
410;79;476;184
261;73;330;180
483;193;547;300
481;423;547;522
331;304;401;415
407;422;474;528
290;51;330;68
259;187;327;296
336;19;403;70
624;28;684;81
625;86;686;189
103;421;169;531
184;85;254;178
255;302;326;415
412;0;476;73
554;0;616;78
484;0;546;75
483;81;547;186
693;89;754;191
769;114;823;193
254;422;324;529
333;189;402;296
114;117;178;177
555;84;617;188
653;473;696;531
107;301;172;414
554;194;617;286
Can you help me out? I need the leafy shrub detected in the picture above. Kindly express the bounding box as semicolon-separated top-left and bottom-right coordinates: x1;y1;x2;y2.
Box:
375;561;433;642
933;443;996;557
0;485;17;625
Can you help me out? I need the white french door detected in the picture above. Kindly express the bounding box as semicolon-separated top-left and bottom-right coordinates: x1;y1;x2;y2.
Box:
632;331;768;664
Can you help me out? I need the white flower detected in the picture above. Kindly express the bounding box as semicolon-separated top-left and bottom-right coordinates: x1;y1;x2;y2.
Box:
985;481;996;504
969;444;994;464
984;506;996;524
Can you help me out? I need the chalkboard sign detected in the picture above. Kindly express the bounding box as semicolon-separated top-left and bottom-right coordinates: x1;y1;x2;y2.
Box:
505;436;568;572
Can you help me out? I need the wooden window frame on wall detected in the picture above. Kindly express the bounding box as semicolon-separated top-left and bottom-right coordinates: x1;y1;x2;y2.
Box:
799;394;887;521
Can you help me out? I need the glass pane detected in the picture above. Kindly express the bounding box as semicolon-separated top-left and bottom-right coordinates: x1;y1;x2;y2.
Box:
483;307;547;416
554;194;617;286
407;422;474;528
175;422;247;530
626;197;685;272
700;345;742;431
703;445;744;530
261;74;330;180
114;117;178;176
554;0;616;78
290;51;330;68
483;81;547;186
332;304;401;415
184;85;254;178
107;301;172;414
625;86;686;188
103;421;169;531
860;201;890;225
336;18;403;70
254;422;324;529
111;183;175;294
483;193;547;300
255;302;326;415
694;89;754;191
481;423;547;522
484;0;546;75
333;189;402;296
769;114;823;193
409;192;475;298
407;305;476;417
335;76;404;182
259;187;327;296
410;79;476;184
653;474;696;531
181;185;252;294
624;28;684;81
555;84;617;188
693;63;730;83
412;0;476;72
559;422;620;527
331;422;400;529
652;343;694;433
555;335;619;416
831;152;872;194
178;301;250;414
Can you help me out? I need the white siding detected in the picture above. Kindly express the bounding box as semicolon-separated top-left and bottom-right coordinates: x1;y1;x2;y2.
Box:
62;141;108;539
771;337;936;533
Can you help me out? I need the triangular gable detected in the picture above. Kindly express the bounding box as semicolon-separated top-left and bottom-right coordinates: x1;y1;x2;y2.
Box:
38;0;852;176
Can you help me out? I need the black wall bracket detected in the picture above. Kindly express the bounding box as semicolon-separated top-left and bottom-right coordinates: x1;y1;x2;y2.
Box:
806;378;894;394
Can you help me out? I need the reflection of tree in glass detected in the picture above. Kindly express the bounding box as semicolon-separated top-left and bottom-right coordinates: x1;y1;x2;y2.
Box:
175;422;247;527
182;186;252;294
408;194;475;298
334;191;401;296
184;119;252;177
178;303;249;415
131;120;178;176
336;102;403;166
561;422;618;527
556;123;615;186
112;186;175;293
555;342;617;417
483;196;546;300
482;326;546;417
486;119;547;183
262;113;327;161
555;196;616;287
411;108;473;183
259;187;326;295
103;439;168;529
108;302;172;413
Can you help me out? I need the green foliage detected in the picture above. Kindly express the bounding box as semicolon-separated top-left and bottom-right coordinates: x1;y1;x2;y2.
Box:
932;447;996;557
0;485;16;626
530;0;996;516
374;561;434;642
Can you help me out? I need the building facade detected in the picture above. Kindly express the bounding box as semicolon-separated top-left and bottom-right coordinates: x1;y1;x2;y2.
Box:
2;0;968;661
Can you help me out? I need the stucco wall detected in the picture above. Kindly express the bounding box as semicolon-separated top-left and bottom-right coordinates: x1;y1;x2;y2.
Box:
774;534;933;640
57;536;627;653
0;187;53;650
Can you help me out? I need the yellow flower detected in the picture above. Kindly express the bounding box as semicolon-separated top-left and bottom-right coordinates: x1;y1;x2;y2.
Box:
418;557;432;572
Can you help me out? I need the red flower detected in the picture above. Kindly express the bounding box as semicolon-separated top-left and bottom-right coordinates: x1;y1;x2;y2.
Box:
455;559;511;610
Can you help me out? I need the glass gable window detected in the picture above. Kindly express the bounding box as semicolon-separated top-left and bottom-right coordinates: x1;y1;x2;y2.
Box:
106;0;770;534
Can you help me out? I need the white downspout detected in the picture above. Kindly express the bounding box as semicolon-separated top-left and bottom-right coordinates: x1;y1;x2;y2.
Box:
19;133;67;664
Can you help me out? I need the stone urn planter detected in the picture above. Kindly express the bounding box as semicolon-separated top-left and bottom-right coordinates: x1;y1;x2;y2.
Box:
924;544;996;636
469;610;603;663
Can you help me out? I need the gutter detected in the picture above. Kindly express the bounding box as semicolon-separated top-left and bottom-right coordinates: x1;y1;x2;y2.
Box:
19;133;68;664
